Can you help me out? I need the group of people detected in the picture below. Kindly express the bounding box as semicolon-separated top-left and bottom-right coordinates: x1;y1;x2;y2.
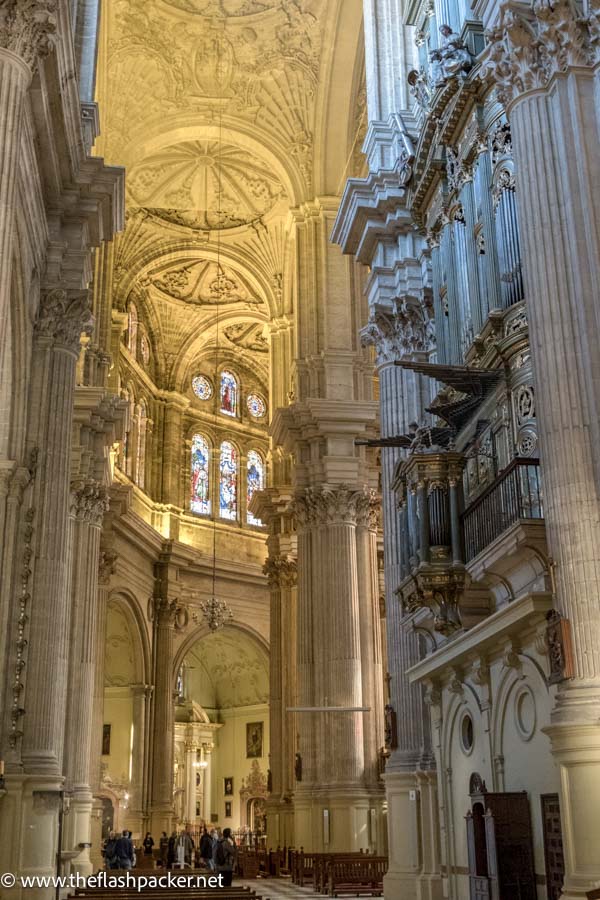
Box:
102;831;136;870
102;826;236;883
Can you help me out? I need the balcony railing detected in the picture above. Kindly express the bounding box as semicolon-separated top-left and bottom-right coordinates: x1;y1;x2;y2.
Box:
461;458;543;562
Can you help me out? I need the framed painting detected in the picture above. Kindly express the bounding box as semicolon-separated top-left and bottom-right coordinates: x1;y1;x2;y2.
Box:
225;801;232;818
224;776;234;796
246;721;263;758
102;724;111;756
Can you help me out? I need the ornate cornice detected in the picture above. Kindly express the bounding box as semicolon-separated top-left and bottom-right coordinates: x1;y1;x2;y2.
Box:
480;0;598;109
35;290;94;354
0;0;57;72
70;480;110;526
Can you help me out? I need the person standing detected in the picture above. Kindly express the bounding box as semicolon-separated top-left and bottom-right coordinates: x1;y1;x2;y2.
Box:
143;831;154;861
158;831;169;867
213;828;236;886
103;832;118;871
200;826;213;869
114;830;135;870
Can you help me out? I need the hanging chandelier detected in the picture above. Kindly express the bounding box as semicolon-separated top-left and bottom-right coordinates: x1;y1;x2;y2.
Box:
196;593;233;632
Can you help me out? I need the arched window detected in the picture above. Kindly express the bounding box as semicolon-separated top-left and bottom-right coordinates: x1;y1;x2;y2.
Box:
220;370;238;417
247;450;264;526
191;434;211;515
219;441;238;520
136;400;147;489
128;302;138;357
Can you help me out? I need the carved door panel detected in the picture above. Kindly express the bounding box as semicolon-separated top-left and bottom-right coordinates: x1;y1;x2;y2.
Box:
541;794;565;900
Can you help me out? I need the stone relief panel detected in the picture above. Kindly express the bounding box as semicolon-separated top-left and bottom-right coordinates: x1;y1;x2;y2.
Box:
149;260;266;309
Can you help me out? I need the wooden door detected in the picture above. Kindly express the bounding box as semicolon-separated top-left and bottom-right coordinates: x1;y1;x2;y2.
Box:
541;794;565;900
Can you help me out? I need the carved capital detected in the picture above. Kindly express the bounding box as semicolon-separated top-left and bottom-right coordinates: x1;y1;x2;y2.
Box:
70;480;110;525
480;0;596;109
361;303;433;366
35;290;94;354
151;595;181;628
0;0;57;72
293;485;373;528
263;556;298;589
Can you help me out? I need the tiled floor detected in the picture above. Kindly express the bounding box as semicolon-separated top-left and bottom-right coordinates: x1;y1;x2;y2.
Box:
238;878;320;900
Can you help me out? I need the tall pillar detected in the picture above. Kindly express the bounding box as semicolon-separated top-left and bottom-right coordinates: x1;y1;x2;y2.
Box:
149;592;177;835
185;741;196;825
127;684;150;833
361;315;441;900
483;6;600;897
0;4;56;449
203;744;213;823
62;480;109;878
293;486;383;852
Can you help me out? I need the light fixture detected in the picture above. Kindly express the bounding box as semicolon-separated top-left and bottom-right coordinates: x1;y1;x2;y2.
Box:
197;594;233;632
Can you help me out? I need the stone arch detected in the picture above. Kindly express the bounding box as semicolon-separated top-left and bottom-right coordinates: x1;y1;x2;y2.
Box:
106;589;151;687
172;621;269;690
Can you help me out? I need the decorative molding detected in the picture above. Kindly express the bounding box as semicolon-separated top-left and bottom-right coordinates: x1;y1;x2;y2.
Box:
0;0;57;72
263;555;298;589
293;485;375;528
480;0;597;109
70;480;110;526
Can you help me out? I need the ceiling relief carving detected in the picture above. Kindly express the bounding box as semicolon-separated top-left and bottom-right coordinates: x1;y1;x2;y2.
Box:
128;140;286;229
148;260;266;309
160;0;281;17
224;322;269;352
185;630;269;708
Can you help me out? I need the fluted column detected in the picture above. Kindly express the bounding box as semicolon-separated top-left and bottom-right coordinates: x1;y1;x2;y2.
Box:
184;741;196;825
63;480;109;877
293;486;383;851
128;684;150;833
362;314;440;900
0;4;56;449
149;596;177;835
483;7;600;897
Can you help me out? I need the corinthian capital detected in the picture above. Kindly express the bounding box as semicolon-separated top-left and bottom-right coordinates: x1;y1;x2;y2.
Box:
35;290;94;354
480;0;597;109
361;302;434;367
263;556;298;589
294;485;372;527
70;479;110;525
0;0;57;71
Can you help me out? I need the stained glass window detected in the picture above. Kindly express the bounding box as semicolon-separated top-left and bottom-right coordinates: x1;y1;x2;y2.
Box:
192;375;213;400
247;393;267;419
191;434;211;515
247;450;264;526
219;441;238;520
128;303;138;356
220;370;238;417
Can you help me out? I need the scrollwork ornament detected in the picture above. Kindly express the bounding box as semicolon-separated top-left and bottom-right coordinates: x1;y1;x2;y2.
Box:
0;0;57;72
70;480;110;525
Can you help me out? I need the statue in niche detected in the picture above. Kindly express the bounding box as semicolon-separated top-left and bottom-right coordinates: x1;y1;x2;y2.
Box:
429;24;473;85
408;68;432;113
384;704;397;751
294;752;302;782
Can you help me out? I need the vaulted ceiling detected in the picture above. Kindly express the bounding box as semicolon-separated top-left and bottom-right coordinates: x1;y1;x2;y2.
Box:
184;629;269;709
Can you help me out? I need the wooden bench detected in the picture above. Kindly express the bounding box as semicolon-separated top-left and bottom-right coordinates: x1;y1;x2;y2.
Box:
314;854;372;894
586;889;600;900
326;857;388;897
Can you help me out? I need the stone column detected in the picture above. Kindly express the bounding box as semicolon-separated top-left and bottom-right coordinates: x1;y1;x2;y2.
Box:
127;684;150;833
362;313;440;899
149;596;178;835
0;4;56;443
294;486;382;851
62;480;109;878
184;741;196;825
483;6;600;897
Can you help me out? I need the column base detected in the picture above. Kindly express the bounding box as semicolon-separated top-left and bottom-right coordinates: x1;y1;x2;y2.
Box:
0;774;63;900
294;787;385;853
383;769;442;900
62;791;94;879
266;797;295;847
150;804;174;837
90;797;105;874
544;691;600;899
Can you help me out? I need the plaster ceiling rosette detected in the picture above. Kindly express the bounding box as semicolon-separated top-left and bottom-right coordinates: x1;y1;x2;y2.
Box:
128;139;286;230
148;259;266;309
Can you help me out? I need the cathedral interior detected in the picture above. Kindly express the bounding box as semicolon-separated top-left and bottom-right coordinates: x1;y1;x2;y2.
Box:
0;0;599;898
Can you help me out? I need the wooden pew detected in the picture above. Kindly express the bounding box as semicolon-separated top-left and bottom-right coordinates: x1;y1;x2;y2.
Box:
586;889;600;900
326;857;388;897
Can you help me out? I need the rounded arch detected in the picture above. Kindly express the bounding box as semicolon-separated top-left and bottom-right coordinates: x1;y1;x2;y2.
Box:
106;589;152;687
491;656;549;760
172;621;269;689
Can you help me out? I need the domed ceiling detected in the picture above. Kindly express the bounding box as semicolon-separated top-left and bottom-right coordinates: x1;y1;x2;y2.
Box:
184;629;269;709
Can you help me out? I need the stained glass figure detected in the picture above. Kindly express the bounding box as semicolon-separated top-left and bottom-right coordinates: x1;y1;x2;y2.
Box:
220;370;238;417
247;393;267;419
219;441;238;520
192;375;213;400
190;434;210;515
247;450;264;526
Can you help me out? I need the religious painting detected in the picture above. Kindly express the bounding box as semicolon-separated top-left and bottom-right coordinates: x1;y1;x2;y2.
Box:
191;434;210;515
219;441;238;520
225;801;232;818
102;724;111;756
246;450;264;526
220;370;238;417
224;776;234;796
246;721;263;758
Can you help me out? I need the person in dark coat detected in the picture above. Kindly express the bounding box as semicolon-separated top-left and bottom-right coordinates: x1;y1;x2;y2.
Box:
143;832;154;856
115;830;134;870
167;830;177;869
200;826;213;869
